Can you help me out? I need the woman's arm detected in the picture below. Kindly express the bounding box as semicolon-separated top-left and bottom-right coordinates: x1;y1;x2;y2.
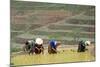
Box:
52;48;57;52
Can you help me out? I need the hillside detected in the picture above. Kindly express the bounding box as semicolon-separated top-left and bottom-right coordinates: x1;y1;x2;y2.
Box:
11;1;95;51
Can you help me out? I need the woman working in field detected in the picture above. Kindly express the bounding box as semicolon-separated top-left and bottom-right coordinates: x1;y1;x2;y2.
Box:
34;38;44;54
77;40;91;52
24;38;44;54
48;40;61;54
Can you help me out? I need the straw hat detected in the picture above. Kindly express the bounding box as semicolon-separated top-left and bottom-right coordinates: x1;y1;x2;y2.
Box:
35;38;43;45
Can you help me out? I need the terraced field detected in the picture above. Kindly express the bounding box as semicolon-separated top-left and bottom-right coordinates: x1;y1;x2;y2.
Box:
11;0;95;51
11;0;95;66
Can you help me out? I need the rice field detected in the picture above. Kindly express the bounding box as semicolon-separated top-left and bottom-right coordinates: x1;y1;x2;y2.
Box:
11;46;95;66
